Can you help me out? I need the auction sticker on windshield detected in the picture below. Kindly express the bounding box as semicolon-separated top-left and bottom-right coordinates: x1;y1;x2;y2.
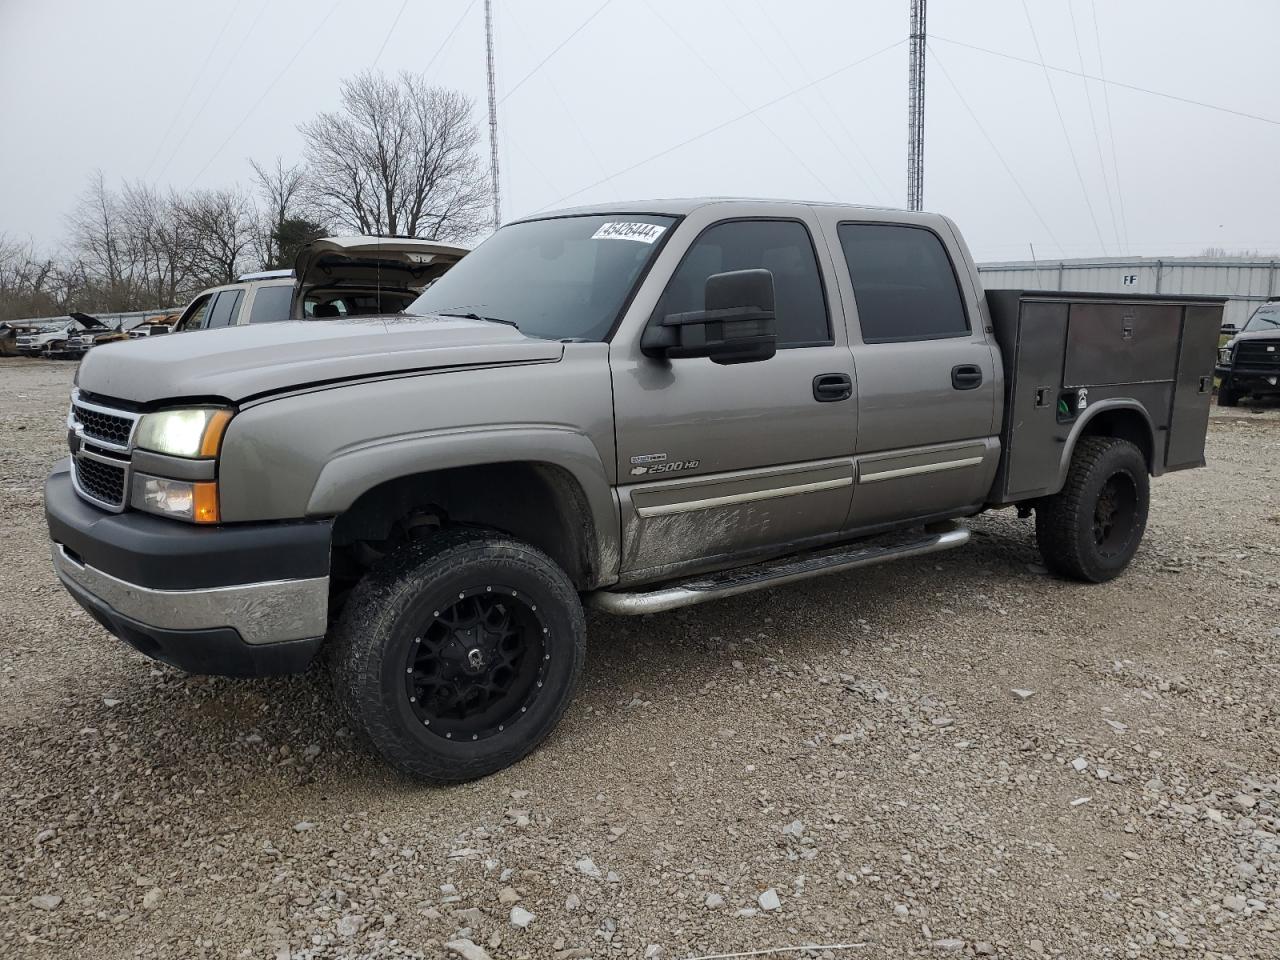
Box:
592;222;667;243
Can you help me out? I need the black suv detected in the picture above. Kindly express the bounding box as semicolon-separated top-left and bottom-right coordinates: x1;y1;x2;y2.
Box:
1217;301;1280;406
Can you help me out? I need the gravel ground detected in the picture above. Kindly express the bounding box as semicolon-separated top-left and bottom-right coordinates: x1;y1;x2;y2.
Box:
1;356;1277;960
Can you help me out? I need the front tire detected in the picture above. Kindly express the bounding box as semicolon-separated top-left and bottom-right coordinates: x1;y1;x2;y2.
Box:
1035;437;1149;583
1216;379;1240;407
331;528;585;783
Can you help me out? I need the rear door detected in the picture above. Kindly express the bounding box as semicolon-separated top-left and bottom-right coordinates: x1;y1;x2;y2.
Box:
610;207;858;578
817;214;1001;528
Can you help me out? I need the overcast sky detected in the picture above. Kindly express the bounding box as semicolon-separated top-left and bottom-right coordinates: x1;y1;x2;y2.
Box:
2;0;1277;262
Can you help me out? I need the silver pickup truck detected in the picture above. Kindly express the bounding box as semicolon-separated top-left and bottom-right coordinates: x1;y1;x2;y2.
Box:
45;199;1222;782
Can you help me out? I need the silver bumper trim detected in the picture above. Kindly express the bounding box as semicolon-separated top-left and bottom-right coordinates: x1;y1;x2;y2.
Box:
52;543;329;645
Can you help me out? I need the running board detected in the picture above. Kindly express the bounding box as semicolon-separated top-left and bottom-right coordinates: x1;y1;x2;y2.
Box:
587;523;970;615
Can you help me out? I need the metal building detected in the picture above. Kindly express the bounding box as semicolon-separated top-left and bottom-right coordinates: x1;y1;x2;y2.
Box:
977;256;1278;329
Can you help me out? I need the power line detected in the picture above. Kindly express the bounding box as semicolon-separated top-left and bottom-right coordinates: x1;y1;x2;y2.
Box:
721;0;887;204
421;0;480;79
153;0;271;184
750;0;895;202
372;0;410;67
497;0;615;105
1068;0;1121;254
532;39;906;213
187;0;341;188
1019;0;1108;255
502;1;620;200
1091;0;1130;254
926;43;1067;258
141;0;247;181
932;34;1280;128
640;0;836;200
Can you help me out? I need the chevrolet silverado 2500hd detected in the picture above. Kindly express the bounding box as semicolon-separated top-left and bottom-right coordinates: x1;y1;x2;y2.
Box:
45;200;1223;782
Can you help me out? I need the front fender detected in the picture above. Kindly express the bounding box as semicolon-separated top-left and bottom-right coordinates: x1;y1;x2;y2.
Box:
308;425;620;581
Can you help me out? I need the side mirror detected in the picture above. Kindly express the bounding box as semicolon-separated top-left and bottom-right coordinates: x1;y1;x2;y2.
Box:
643;268;778;365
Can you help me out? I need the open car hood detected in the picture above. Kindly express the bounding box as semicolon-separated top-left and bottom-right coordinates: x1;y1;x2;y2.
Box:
70;311;109;330
293;236;469;300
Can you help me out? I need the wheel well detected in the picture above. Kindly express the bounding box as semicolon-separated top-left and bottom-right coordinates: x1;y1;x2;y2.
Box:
331;462;598;590
1078;409;1155;473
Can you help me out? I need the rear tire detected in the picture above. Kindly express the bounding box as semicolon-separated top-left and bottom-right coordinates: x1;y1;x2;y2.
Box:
330;528;585;783
1035;437;1149;583
1216;380;1240;407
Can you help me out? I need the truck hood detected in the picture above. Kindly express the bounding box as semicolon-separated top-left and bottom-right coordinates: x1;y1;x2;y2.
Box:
78;315;563;404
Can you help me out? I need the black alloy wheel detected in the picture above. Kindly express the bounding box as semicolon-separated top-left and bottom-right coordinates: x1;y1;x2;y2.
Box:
331;527;586;783
404;588;548;742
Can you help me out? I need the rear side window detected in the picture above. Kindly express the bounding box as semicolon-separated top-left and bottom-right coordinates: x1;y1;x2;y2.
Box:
206;290;244;329
248;284;293;324
838;223;969;343
657;219;830;348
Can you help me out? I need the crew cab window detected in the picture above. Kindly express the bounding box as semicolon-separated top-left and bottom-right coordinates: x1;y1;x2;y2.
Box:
837;223;969;343
657;220;830;347
248;284;293;324
206;290;243;329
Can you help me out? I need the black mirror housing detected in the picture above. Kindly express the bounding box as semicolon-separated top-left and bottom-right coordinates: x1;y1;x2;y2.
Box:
643;268;778;364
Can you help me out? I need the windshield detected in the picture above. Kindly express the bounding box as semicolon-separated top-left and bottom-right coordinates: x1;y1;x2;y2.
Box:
407;214;676;341
1243;306;1280;333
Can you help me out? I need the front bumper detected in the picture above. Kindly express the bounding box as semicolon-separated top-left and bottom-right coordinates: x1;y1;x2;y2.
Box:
45;461;332;677
1216;365;1280;389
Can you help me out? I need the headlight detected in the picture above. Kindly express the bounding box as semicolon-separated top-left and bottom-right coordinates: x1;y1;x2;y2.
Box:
131;474;220;523
135;408;232;458
1218;345;1234;363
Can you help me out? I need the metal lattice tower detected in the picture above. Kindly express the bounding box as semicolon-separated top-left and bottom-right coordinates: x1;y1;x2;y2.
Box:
907;0;927;211
484;0;502;228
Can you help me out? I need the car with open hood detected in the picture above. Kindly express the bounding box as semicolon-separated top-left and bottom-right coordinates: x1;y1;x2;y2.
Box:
64;313;128;358
17;314;110;358
171;236;468;332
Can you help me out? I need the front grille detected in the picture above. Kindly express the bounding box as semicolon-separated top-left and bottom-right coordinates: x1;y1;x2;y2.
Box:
74;404;135;446
75;456;126;507
1235;340;1280;370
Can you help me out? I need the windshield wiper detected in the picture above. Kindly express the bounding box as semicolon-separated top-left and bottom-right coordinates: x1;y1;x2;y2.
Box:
438;311;519;329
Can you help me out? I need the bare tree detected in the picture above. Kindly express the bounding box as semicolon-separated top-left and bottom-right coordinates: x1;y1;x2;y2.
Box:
67;170;137;310
0;235;60;321
174;187;259;286
299;71;489;241
118;181;188;306
251;156;310;266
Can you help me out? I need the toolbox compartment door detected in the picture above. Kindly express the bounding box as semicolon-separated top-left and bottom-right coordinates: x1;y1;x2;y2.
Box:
1165;304;1220;469
1063;303;1181;387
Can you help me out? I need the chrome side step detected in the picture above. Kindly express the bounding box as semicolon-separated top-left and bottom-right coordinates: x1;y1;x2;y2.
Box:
587;523;970;615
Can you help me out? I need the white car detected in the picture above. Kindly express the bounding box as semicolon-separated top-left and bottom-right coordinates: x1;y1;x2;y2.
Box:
171;236;468;333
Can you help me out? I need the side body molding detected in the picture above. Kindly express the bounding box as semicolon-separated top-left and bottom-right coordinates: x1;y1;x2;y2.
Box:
307;425;621;584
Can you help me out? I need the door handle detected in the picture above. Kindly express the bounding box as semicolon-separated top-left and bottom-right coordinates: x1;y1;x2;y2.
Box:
813;373;853;402
951;364;983;390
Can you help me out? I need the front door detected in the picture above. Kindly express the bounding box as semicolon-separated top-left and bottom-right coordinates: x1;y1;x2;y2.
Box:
610;215;858;579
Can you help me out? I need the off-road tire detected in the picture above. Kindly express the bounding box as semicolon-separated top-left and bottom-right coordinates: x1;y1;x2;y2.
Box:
1035;437;1149;583
1216;380;1240;407
330;527;586;783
